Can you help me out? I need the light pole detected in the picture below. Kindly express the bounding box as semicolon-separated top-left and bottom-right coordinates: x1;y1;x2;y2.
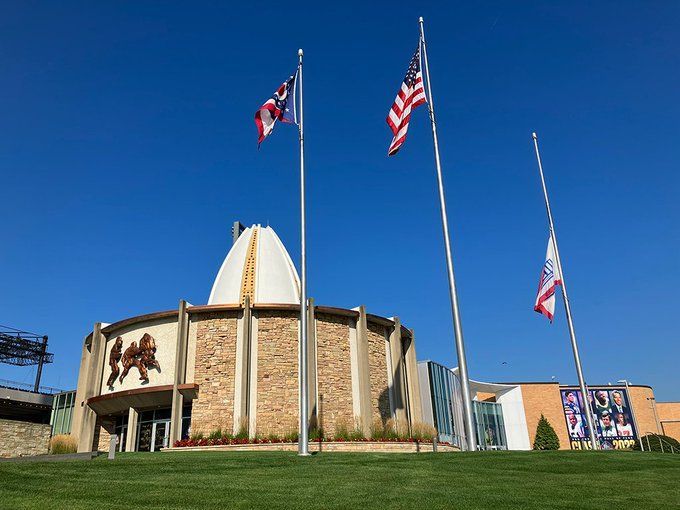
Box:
617;379;642;451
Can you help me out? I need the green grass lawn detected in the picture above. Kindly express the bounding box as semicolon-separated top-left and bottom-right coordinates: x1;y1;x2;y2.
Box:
0;450;678;509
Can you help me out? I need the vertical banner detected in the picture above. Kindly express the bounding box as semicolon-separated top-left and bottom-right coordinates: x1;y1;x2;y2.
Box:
561;387;638;450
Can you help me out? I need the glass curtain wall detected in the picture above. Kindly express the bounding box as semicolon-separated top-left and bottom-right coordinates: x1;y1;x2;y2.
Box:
473;401;508;450
427;362;459;446
50;390;76;435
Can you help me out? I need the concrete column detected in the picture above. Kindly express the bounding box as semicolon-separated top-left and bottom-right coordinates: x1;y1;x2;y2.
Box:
389;318;408;431
170;300;190;445
353;306;373;435
307;298;318;425
125;407;139;452
247;312;259;438
76;322;106;452
233;296;252;434
71;336;94;449
403;330;423;425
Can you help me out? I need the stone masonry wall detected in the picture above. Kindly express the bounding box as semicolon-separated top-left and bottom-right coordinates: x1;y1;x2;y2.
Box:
0;419;51;458
315;313;354;436
94;416;116;452
190;311;239;436
520;383;570;450
367;322;391;425
255;311;299;436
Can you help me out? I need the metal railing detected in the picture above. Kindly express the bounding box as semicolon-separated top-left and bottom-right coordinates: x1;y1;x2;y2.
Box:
0;378;63;395
642;432;678;454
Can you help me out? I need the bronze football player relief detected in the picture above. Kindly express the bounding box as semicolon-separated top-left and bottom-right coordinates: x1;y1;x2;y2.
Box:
107;333;161;387
106;336;124;387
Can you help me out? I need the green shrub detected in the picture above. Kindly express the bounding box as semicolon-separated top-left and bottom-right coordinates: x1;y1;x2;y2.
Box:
632;434;680;453
334;418;351;441
49;434;77;455
235;417;249;440
309;426;324;442
283;429;299;443
533;414;560;450
190;432;204;441
411;421;438;441
208;428;223;440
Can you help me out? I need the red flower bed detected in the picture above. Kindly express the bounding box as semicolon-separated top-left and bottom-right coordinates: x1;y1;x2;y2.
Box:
174;436;443;448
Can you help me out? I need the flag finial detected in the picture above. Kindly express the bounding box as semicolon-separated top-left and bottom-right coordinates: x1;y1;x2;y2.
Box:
298;49;303;57
532;132;538;140
419;16;424;22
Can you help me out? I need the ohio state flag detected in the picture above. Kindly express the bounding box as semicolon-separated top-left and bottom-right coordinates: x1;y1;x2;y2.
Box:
254;73;297;146
534;237;562;322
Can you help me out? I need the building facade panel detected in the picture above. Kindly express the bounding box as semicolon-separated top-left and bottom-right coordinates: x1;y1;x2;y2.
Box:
315;313;354;435
0;419;51;458
255;310;299;436
190;311;239;436
100;317;178;395
627;385;658;436
519;383;570;450
367;322;391;424
657;401;680;441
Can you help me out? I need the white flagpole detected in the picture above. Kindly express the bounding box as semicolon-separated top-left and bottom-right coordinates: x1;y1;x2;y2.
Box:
419;17;477;452
531;132;599;450
297;48;310;456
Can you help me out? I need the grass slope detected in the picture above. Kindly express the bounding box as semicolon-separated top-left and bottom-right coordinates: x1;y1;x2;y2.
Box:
0;451;678;509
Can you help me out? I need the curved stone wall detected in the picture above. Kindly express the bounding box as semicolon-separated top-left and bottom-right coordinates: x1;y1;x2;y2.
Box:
72;303;423;451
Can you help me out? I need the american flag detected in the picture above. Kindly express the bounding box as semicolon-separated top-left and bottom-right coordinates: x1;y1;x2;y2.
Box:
386;46;427;156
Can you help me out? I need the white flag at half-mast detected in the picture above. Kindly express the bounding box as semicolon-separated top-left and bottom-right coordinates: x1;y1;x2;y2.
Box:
534;236;562;322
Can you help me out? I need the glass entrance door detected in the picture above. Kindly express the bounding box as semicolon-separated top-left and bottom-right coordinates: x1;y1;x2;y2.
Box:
135;408;173;452
151;420;170;452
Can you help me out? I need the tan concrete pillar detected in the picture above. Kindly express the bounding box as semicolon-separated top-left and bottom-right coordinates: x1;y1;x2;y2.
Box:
353;306;373;435
76;322;106;452
389;318;408;431
307;298;318;426
170;300;189;445
71;335;94;449
125;407;139;452
403;330;423;425
247;311;259;438
233;296;252;434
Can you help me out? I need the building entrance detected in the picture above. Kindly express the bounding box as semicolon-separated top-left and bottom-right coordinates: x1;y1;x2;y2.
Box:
136;409;171;452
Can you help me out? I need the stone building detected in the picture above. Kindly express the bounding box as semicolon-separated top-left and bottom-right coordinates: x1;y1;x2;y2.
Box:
70;224;423;452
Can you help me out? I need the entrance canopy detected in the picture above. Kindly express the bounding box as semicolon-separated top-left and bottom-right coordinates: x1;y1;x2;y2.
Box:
87;384;198;415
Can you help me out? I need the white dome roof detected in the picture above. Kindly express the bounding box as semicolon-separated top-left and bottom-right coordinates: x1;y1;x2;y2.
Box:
208;225;300;305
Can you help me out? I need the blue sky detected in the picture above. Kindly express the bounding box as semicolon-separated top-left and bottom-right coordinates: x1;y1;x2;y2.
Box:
1;2;678;400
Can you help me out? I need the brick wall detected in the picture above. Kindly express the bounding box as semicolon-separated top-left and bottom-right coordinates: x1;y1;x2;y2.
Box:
627;386;658;436
255;311;299;436
367;322;390;424
315;313;354;435
519;383;570;450
0;419;51;458
190;311;239;436
657;401;680;441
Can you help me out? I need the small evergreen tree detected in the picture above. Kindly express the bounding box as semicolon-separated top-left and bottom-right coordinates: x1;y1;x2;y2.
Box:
533;414;560;450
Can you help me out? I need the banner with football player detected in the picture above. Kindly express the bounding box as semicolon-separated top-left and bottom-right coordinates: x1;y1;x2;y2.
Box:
560;387;638;450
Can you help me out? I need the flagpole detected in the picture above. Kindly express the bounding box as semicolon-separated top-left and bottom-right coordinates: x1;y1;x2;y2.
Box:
531;132;599;451
297;48;310;456
419;16;477;452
